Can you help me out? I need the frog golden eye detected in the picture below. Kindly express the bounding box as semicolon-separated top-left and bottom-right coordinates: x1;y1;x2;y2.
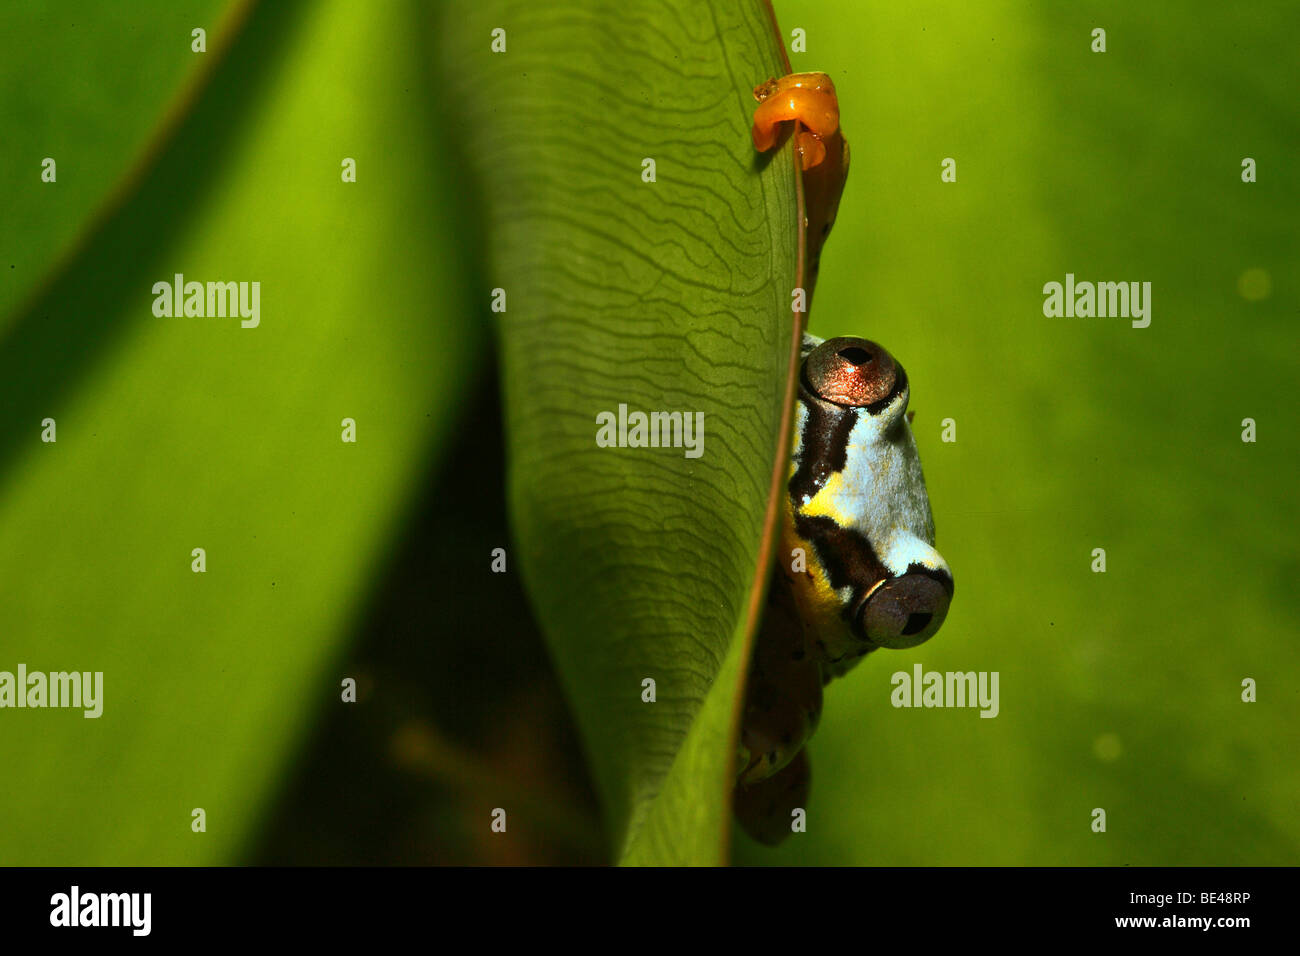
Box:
857;572;953;649
803;336;898;407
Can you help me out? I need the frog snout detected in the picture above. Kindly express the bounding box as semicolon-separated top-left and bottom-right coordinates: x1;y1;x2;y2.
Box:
858;568;953;649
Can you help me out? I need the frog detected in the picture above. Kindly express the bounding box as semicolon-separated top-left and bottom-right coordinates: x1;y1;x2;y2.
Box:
736;73;954;847
784;333;954;679
734;334;954;844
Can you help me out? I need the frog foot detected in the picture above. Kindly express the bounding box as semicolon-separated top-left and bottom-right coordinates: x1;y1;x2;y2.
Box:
751;72;841;171
734;748;811;846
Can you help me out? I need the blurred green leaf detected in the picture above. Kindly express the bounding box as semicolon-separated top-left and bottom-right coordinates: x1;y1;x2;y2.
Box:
438;1;799;864
0;0;240;320
0;0;482;864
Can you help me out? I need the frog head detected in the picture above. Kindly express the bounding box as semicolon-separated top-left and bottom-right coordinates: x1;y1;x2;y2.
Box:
785;334;954;679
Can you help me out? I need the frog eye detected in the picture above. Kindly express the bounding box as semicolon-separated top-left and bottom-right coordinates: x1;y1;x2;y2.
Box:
803;336;899;408
856;571;953;649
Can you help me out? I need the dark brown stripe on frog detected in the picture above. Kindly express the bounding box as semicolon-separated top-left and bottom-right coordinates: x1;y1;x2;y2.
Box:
787;358;911;506
787;396;857;505
792;512;890;639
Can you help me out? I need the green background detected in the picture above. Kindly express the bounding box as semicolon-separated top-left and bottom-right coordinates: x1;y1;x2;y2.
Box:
0;0;1295;865
739;0;1299;865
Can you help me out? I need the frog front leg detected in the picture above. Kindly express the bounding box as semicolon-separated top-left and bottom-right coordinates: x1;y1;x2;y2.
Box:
732;565;822;846
734;746;810;847
736;570;822;787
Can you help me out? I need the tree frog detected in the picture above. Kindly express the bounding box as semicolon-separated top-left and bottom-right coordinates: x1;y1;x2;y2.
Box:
785;333;954;676
735;334;954;845
736;74;954;847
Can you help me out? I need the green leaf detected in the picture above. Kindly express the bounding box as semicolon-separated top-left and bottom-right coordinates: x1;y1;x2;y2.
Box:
0;0;482;864
0;0;238;320
438;1;800;863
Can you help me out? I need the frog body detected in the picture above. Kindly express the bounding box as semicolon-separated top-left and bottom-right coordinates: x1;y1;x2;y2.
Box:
735;73;954;848
735;336;953;845
786;334;953;681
